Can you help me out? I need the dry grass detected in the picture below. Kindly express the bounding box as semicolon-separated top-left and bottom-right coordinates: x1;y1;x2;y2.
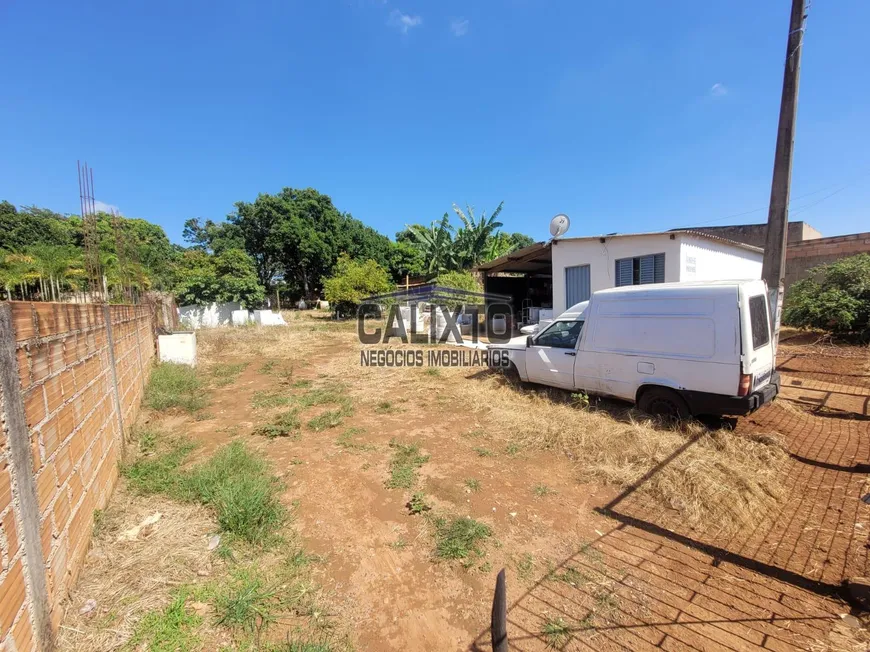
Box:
57;489;216;651
456;372;787;533
198;314;787;533
196;313;356;364
312;341;787;533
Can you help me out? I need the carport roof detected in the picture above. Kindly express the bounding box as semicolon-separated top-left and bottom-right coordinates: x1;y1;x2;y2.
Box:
475;241;552;274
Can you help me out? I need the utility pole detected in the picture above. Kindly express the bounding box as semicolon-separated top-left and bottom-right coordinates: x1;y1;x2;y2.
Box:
762;0;807;352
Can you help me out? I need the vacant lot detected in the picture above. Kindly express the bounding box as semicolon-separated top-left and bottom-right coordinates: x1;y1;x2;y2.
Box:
58;314;869;651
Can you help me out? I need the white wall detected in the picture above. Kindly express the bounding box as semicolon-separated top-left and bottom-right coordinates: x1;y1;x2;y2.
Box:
178;302;241;329
551;235;682;315
678;235;762;282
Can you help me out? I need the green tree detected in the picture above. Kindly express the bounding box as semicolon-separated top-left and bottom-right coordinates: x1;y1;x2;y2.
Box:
783;253;870;333
228;194;287;292
230;187;393;299
406;214;456;274
173;249;264;308
0;203;76;251
452;201;504;268
182;218;244;254
395;225;428;245
388;240;426;280
323;254;394;317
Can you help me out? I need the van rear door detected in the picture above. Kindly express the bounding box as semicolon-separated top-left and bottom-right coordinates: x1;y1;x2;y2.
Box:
741;285;775;392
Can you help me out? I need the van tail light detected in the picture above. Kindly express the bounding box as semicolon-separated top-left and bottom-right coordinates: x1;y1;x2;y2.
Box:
738;374;752;397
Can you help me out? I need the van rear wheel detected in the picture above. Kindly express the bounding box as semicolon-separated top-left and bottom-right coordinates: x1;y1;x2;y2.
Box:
638;387;690;420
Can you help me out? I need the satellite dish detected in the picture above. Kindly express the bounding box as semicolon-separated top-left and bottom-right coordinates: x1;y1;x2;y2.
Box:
549;214;570;238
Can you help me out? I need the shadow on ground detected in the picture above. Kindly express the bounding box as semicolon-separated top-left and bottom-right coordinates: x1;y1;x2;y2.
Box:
466;359;870;650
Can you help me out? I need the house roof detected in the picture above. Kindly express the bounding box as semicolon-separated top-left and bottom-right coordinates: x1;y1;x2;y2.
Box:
475;229;762;274
557;229;764;253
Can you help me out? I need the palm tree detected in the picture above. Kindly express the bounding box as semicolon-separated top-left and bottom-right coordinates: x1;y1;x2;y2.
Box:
407;213;457;274
452;201;504;268
1;253;38;300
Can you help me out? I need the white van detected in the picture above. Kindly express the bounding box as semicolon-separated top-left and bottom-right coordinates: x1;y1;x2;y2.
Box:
489;280;779;418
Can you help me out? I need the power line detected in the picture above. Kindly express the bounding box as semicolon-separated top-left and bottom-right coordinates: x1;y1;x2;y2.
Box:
671;169;869;231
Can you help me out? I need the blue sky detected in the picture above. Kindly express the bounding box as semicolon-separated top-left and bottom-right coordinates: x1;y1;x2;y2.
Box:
1;1;868;245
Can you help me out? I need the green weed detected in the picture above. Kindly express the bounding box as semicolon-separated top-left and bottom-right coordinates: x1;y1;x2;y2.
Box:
335;428;373;451
295;385;352;412
388;539;407;550
570;391;590;409
541;616;571;648
374;400;398;414
464;478;481;492
252;391;294;410
126;590;201;651
550;566;586;587
211;362;248;387
122;437;285;545
254;410;301;439
291;379;313;389
386;441;429;489
182;442;286;544
473;447;494;458
213;567;281;633
433;516;492;563
407;492;430;515
145;363;208;413
122;438;196;495
533;484;555;497
424;367;441;377
92;509;106;538
515;552;535;581
307;409;346;432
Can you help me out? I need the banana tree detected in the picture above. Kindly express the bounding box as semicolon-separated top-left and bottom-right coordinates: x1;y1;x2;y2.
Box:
407;213;457;274
452;201;504;269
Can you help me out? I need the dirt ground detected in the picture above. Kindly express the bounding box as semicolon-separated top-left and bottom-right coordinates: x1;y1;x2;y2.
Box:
58;315;870;651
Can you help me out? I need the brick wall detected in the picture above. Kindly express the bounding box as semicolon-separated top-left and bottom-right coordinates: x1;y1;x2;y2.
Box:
0;301;156;651
785;231;870;290
1;380;36;652
687;221;822;249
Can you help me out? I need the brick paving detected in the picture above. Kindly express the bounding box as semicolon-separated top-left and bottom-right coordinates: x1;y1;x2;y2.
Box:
473;351;870;651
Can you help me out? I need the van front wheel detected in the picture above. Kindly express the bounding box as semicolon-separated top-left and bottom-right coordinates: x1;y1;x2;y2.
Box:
638;387;690;420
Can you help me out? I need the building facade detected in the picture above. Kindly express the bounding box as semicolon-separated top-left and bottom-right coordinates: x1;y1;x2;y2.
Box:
550;231;762;315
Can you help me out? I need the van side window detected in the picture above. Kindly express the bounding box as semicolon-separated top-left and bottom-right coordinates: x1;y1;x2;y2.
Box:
534;321;584;349
749;295;770;350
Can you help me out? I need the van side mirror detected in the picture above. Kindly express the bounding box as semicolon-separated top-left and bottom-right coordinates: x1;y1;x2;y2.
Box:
526;335;534;348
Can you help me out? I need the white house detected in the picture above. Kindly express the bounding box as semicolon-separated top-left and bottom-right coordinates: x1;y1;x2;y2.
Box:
478;229;763;325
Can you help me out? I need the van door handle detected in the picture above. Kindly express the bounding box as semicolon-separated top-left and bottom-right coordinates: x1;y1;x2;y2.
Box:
564;351;576;356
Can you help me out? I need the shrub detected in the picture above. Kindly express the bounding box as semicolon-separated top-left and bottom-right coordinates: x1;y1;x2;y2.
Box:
323;254;394;318
434;270;482;295
783;253;870;333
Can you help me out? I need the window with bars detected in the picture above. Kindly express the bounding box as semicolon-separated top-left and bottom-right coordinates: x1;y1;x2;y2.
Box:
615;253;665;286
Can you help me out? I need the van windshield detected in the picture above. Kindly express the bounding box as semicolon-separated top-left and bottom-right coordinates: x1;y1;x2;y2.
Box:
534;321;584;349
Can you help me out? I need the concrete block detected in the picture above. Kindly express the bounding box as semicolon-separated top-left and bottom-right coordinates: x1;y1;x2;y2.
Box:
231;309;252;326
158;332;197;366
